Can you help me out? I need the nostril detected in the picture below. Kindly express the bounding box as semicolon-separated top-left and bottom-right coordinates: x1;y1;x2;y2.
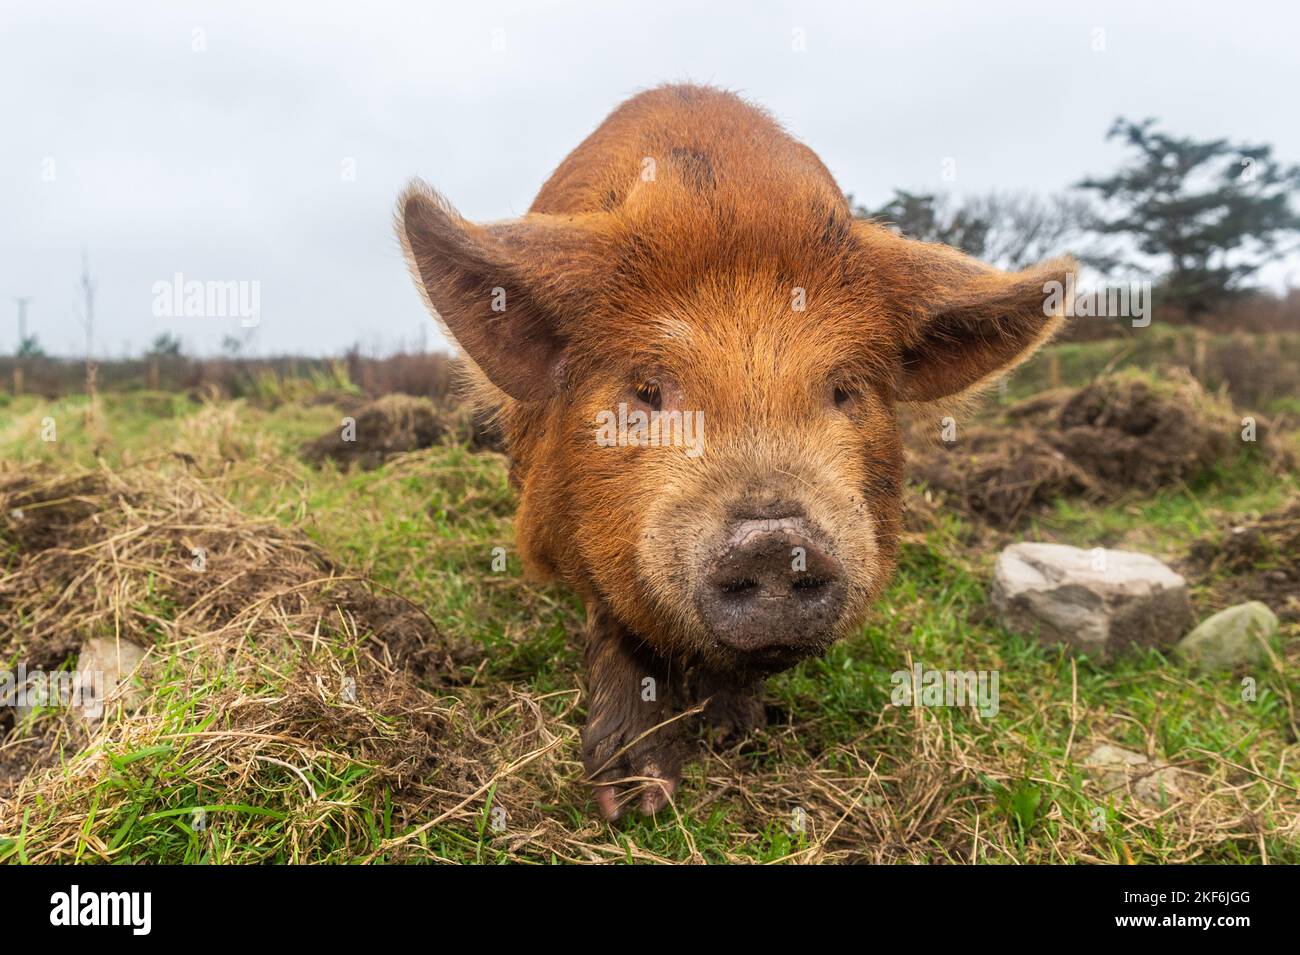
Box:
719;577;759;597
791;575;830;595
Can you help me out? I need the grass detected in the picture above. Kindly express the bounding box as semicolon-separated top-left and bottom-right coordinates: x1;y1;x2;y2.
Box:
1;361;1297;864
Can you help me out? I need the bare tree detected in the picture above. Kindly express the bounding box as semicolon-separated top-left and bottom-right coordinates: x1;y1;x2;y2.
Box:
855;189;1104;272
964;192;1100;271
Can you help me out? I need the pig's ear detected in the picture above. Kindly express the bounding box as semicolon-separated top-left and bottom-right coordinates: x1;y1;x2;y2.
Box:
398;180;596;401
867;229;1073;402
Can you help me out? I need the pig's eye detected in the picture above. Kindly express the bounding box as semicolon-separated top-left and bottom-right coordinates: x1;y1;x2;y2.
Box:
634;381;663;411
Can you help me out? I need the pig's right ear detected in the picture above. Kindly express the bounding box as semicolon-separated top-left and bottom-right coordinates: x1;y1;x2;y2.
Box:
398;180;595;401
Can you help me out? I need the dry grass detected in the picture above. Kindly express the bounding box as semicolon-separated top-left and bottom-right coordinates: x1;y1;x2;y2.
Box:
1;384;1297;864
906;369;1291;527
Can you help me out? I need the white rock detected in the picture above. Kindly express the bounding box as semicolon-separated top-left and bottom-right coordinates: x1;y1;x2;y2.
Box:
1084;743;1188;805
991;542;1191;660
1175;601;1278;672
73;638;150;722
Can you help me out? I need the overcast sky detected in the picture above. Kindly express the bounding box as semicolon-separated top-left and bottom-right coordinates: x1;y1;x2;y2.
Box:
3;0;1298;357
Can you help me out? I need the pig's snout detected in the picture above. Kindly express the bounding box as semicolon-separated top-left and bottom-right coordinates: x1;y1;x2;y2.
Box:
696;514;846;651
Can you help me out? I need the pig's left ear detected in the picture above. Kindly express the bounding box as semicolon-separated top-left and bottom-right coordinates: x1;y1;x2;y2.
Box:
863;227;1073;402
398;180;602;401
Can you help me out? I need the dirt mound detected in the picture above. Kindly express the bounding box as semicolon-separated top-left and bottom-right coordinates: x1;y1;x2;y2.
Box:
0;469;445;670
1183;498;1300;621
908;370;1289;527
0;465;483;798
908;427;1096;527
1050;372;1239;489
301;394;503;469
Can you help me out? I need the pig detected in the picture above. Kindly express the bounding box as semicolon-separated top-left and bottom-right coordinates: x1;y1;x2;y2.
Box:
398;84;1070;820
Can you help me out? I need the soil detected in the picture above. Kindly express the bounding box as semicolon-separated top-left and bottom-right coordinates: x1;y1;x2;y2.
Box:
1182;498;1300;621
907;370;1289;528
301;394;503;469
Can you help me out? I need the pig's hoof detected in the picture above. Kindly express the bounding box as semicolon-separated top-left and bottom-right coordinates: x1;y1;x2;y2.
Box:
703;685;766;748
592;765;677;821
583;724;684;821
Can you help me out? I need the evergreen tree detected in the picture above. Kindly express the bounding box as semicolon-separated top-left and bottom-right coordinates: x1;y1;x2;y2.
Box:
1079;118;1300;317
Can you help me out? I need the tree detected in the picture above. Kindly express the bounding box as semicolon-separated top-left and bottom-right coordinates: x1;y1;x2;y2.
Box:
853;190;991;258
1078;118;1300;317
853;189;1095;271
961;192;1098;272
16;335;45;358
144;332;182;390
147;332;183;356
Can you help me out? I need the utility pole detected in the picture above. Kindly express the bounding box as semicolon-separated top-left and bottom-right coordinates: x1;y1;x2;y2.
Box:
12;297;31;396
74;249;99;414
76;249;96;360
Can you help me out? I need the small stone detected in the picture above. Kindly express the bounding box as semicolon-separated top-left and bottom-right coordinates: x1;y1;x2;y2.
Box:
73;638;150;722
7;671;49;725
1175;601;1278;672
1084;743;1188;805
991;542;1192;661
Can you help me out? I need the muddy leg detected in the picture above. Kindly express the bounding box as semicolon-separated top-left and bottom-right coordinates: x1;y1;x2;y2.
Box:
581;604;687;821
691;669;767;747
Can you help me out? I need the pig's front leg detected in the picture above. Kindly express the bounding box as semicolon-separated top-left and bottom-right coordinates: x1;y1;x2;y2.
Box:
690;669;767;747
581;605;687;820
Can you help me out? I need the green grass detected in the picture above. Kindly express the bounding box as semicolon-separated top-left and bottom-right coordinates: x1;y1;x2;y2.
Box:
1007;325;1300;415
1;367;1297;864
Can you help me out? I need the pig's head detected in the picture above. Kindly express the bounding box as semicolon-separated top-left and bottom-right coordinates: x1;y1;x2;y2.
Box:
400;172;1069;677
